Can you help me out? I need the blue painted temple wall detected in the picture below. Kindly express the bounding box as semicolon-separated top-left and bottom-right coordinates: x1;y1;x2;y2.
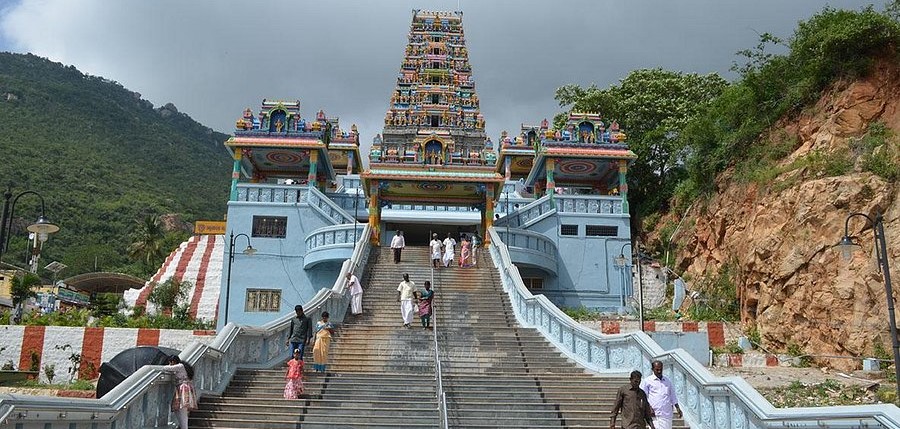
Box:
217;190;633;328
216;200;342;329
517;211;632;311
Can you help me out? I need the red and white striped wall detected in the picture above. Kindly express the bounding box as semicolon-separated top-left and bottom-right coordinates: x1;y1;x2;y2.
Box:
581;320;730;348
123;235;224;322
0;325;216;383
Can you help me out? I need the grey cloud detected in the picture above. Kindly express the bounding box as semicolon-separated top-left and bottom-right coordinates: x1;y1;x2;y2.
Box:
0;0;873;156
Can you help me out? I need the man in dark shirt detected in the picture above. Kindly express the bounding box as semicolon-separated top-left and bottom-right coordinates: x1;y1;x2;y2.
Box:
285;305;313;360
610;370;655;429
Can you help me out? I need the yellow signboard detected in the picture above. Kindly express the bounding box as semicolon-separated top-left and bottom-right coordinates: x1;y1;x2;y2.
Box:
194;221;227;235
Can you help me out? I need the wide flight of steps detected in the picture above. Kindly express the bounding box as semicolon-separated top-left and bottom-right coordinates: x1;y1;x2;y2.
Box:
434;250;689;429
190;245;688;428
190;246;441;428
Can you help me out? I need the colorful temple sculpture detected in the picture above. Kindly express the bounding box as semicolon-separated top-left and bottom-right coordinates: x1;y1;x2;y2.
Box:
218;99;363;328
362;9;503;245
494;112;637;309
217;11;638;329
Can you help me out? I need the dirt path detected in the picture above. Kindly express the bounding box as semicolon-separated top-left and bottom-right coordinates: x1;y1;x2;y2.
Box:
709;366;881;389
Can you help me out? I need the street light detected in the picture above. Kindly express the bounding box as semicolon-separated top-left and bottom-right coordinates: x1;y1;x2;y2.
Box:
0;188;60;264
224;231;256;325
839;211;899;403
614;241;644;331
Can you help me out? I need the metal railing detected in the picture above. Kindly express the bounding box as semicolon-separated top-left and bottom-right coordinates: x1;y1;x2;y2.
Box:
431;263;449;429
486;227;900;429
0;224;373;429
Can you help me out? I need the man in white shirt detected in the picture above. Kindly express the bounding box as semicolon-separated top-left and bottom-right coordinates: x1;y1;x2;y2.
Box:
442;233;456;268
640;361;682;429
390;230;405;263
346;272;363;315
429;233;442;268
396;273;416;328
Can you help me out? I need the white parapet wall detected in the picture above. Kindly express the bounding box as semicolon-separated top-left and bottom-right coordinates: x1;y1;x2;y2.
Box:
0;325;216;383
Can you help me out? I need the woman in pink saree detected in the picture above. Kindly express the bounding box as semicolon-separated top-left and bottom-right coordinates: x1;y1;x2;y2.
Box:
459;236;471;267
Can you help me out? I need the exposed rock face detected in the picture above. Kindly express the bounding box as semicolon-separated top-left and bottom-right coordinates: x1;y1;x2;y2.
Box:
675;61;900;370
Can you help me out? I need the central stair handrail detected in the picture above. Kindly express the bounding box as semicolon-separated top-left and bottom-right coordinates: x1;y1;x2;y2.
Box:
431;259;449;429
486;227;900;429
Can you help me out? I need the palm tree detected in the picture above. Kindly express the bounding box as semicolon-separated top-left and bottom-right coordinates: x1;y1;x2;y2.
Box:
128;214;166;269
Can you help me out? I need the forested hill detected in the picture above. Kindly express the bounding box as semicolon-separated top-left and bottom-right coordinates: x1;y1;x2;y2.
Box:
0;52;231;277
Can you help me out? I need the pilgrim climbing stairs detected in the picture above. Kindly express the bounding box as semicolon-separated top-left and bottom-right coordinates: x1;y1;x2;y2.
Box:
189;246;688;428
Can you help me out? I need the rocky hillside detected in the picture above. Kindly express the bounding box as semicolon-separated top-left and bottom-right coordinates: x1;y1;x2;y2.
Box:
673;60;900;369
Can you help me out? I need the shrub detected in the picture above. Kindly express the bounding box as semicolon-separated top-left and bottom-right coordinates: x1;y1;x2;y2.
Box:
563;306;602;321
43;364;56;383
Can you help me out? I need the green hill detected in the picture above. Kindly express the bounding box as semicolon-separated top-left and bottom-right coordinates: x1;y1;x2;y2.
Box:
0;52;231;277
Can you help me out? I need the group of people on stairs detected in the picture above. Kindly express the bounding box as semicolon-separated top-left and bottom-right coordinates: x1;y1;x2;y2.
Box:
397;273;435;329
389;229;480;268
282;305;333;399
610;360;683;429
429;231;479;268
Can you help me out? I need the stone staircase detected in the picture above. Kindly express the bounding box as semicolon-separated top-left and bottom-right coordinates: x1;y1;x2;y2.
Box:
190;246;440;428
190;246;688;428
434;250;688;429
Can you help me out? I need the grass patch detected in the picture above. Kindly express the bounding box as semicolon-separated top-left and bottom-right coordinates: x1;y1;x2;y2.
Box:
13;379;94;391
563;306;603;321
759;379;883;407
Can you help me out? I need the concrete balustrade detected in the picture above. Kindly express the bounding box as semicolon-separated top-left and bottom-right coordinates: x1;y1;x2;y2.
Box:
304;224;366;269
0;225;372;429
495;227;558;275
235;183;308;204
486;227;900;429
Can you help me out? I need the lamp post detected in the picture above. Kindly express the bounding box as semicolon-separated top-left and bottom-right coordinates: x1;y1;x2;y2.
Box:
0;188;60;265
224;231;256;325
614;241;644;331
839;211;899;403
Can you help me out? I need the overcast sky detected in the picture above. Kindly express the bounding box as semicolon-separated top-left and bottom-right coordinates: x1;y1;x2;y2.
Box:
0;0;875;154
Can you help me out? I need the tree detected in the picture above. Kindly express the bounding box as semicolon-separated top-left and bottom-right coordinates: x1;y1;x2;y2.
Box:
127;214;166;270
11;272;41;307
147;277;191;314
556;69;727;215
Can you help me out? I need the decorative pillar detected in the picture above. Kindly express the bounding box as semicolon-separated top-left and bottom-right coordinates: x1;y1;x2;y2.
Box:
504;156;511;180
308;150;319;188
368;181;381;245
483;186;494;246
229;149;242;201
618;159;629;212
546;158;556;208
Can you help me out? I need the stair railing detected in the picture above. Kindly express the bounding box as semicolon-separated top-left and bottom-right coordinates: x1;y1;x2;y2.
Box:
0;224;373;429
486;227;900;429
431;261;449;429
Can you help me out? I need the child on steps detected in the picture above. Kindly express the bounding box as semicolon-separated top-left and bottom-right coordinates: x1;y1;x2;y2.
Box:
283;349;305;399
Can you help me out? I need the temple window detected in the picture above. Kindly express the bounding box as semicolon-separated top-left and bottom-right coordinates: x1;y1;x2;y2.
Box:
522;278;544;290
560;224;579;236
586;225;618;237
431;94;440;104
252;215;288;238
245;289;281;312
431;115;440;127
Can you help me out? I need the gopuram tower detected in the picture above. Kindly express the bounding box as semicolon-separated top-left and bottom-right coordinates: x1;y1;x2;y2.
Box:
363;10;503;245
